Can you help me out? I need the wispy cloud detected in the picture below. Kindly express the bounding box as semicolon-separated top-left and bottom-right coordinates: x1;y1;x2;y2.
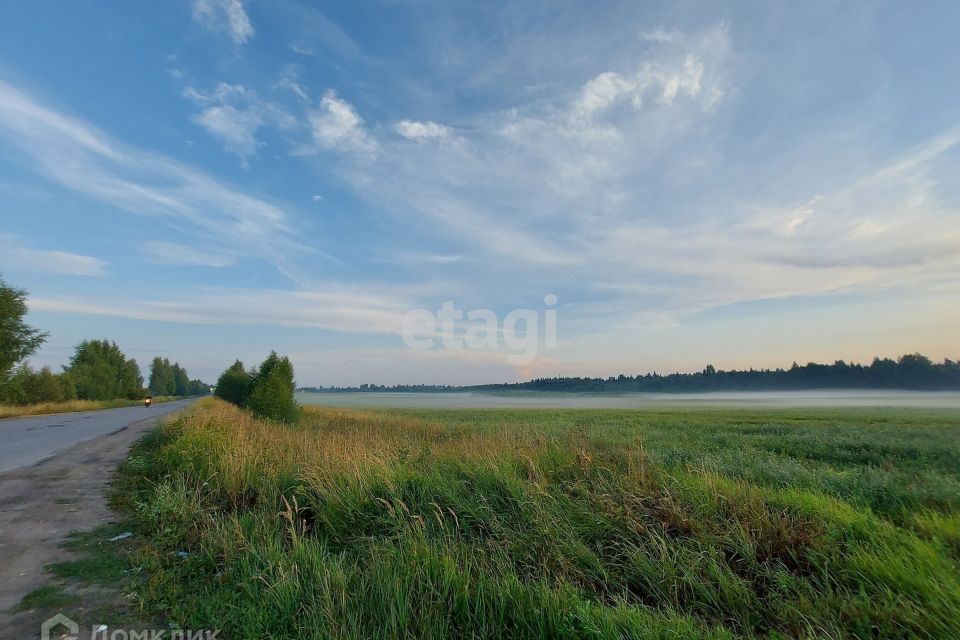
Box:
144;241;237;268
380;250;464;265
276;65;310;102
192;0;253;46
0;78;307;281
298;26;731;266
580;129;960;323
29;286;420;335
183;82;294;164
0;235;107;276
284;21;960;330
285;5;364;61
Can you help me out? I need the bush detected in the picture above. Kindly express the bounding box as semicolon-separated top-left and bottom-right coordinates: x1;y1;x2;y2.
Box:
215;352;299;423
0;364;76;405
247;355;299;423
215;360;252;407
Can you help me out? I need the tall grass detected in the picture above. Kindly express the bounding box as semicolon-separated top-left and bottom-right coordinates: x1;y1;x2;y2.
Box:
115;399;960;639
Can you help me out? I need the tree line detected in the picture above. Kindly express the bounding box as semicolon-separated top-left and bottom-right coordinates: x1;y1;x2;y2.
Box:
474;354;960;393
148;357;210;397
300;353;960;394
0;275;209;405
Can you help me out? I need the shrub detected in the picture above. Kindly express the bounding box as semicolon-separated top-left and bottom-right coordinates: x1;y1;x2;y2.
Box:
0;364;76;405
215;352;299;423
247;354;299;423
215;360;252;407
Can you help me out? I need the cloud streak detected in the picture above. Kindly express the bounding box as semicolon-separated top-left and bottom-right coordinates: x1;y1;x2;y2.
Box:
29;286;420;335
0;77;308;282
0;235;108;276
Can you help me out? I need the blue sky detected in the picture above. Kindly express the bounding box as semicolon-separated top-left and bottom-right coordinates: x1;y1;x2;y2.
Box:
1;1;958;386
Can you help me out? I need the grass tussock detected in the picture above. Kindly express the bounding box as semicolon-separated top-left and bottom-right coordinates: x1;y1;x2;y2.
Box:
0;396;177;419
114;398;960;639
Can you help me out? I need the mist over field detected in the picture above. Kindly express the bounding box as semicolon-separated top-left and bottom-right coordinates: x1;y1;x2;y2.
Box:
298;390;960;410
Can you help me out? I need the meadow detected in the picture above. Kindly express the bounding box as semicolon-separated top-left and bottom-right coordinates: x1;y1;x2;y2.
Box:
113;398;960;639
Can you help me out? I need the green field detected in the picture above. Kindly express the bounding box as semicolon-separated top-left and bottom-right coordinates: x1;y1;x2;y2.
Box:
112;398;960;638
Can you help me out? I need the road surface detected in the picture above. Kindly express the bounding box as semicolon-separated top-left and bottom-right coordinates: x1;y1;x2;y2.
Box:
0;397;197;633
0;399;196;473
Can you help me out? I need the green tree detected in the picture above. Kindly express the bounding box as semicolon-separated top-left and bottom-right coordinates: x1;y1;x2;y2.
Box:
148;357;176;395
188;378;211;395
149;358;208;396
172;363;190;396
247;353;299;423
0;275;48;385
250;351;281;390
0;364;29;404
65;340;143;400
215;360;252;407
59;370;78;400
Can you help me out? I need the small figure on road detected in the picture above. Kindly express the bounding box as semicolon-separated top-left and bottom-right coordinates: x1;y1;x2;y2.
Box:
144;395;152;408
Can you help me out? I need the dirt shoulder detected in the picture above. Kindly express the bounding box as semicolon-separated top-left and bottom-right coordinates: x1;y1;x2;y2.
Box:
0;410;180;638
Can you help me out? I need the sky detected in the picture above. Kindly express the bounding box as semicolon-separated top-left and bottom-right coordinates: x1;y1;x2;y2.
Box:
1;0;959;386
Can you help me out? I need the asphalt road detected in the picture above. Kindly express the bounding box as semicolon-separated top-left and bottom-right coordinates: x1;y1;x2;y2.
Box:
0;398;197;473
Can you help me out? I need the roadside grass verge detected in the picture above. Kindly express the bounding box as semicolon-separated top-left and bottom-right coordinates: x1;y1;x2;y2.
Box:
0;396;180;420
112;398;960;638
13;585;78;613
11;524;150;630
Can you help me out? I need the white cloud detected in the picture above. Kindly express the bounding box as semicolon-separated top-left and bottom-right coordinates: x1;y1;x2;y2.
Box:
0;78;305;282
191;105;261;159
581;130;960;322
276;66;310;102
307;25;733;267
183;83;294;164
0;235;107;276
572;55;706;117
144;241;237;267
382;250;464;264
308;90;378;155
394;120;451;141
293;21;960;330
192;0;253;46
641;29;680;44
290;43;315;56
28;286;420;335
